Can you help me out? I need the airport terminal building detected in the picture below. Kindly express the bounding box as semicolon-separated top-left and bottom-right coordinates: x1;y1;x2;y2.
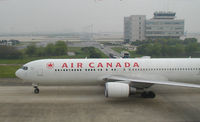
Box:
124;12;185;42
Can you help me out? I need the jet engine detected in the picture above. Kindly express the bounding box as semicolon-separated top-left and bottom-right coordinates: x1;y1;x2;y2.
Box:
105;82;136;98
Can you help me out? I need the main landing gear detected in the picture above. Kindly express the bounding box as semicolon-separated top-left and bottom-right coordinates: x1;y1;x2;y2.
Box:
141;91;156;98
32;83;39;94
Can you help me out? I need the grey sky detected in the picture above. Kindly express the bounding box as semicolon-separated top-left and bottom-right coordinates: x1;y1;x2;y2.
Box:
0;0;199;34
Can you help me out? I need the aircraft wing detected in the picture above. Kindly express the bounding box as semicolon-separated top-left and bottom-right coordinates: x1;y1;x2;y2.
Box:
103;75;200;88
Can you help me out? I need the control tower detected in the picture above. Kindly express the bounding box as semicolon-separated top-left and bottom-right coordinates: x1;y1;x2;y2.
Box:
153;11;176;19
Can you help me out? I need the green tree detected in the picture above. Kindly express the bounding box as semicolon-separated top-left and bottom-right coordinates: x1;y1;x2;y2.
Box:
25;44;37;56
36;47;45;57
0;45;22;59
185;42;199;56
151;43;162;57
174;44;185;57
54;41;67;56
90;51;101;58
184;38;197;44
81;47;102;58
44;43;55;56
161;44;169;57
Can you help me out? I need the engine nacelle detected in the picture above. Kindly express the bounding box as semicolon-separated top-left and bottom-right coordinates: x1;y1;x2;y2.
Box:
105;82;135;98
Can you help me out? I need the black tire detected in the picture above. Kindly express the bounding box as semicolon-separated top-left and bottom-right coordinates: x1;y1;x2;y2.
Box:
34;88;39;94
148;91;156;98
141;91;148;98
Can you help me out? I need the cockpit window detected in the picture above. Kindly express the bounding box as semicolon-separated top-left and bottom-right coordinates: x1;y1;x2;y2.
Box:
21;66;28;70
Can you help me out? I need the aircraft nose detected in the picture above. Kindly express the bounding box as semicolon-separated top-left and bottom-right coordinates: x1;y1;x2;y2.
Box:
15;69;23;79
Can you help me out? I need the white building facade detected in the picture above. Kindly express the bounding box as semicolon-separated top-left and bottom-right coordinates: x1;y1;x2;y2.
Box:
124;15;146;42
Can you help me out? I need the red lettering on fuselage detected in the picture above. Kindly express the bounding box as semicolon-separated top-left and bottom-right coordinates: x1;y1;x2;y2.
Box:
106;63;112;68
62;61;140;68
125;62;130;67
71;63;73;68
116;62;122;67
133;62;139;67
89;62;94;68
77;63;83;68
97;63;103;68
62;63;68;68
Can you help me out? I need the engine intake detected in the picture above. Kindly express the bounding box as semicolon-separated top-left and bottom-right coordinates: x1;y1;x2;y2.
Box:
105;82;136;98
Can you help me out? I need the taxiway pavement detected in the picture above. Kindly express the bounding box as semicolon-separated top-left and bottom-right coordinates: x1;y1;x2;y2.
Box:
0;79;200;122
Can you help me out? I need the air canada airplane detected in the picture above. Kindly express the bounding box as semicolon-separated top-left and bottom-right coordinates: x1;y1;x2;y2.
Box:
15;58;200;98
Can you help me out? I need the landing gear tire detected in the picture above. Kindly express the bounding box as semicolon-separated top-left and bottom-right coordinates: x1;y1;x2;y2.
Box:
148;91;156;98
141;91;148;98
34;88;39;94
141;91;156;98
32;83;39;94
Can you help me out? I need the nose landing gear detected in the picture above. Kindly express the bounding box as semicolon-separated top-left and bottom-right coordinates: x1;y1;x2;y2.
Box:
34;86;39;94
32;83;40;94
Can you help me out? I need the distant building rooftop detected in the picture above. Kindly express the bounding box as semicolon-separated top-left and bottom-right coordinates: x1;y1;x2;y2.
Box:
153;11;176;19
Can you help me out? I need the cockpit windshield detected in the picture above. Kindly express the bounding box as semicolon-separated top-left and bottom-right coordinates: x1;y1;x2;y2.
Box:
21;66;28;70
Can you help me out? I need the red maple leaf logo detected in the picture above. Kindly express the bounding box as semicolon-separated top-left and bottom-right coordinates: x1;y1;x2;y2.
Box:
47;62;54;69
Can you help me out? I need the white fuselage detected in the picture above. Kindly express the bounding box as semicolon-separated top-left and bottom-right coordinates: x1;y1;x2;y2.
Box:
16;58;200;85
